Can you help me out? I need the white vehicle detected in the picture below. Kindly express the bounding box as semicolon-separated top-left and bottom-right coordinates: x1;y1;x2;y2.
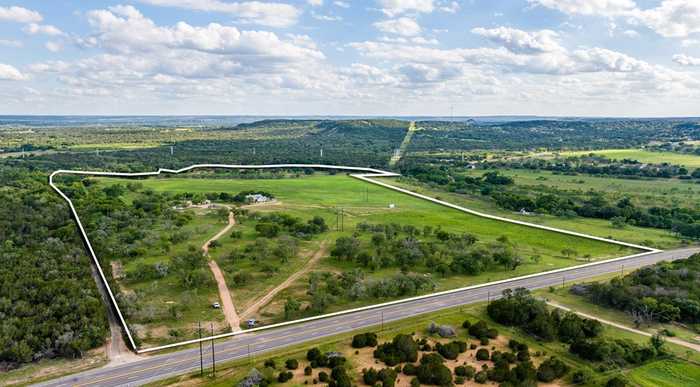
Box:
212;302;221;309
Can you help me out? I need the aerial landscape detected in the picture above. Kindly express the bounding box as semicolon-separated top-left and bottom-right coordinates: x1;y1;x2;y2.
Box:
2;1;700;387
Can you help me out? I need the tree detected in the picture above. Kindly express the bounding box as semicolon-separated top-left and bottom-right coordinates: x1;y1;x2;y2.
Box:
561;248;578;258
284;297;301;320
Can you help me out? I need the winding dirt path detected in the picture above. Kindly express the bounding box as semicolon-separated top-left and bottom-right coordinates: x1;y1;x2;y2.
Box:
241;241;329;319
547;301;700;352
202;210;241;332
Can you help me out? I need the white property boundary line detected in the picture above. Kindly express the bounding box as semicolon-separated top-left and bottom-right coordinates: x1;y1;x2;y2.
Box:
49;163;660;354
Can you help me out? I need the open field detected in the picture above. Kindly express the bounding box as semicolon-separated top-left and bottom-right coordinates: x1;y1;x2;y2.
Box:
559;149;700;168
462;168;700;210
85;173;638;346
628;359;700;387
388;178;682;249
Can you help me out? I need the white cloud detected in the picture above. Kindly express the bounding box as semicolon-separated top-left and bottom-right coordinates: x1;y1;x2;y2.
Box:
472;27;563;54
622;29;639;37
531;0;700;39
439;1;459;13
136;0;301;28
374;17;422;37
378;0;434;17
0;39;22;47
632;0;700;38
681;39;700;47
45;41;63;52
0;63;27;80
528;0;636;16
23;23;64;36
311;11;342;21
334;1;350;8
0;6;42;23
307;0;323;6
673;54;700;66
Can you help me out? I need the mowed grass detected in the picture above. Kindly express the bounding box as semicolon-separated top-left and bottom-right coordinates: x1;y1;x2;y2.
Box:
628;359;700;387
390;177;681;249
109;174;635;260
559;148;700;168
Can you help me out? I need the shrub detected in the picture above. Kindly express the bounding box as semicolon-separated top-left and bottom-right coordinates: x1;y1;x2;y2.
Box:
264;359;276;369
455;376;465;384
403;363;417;376
537;357;569;382
572;369;591;384
606;376;628;387
327;356;346;368
435;341;466;360
318;372;329;382
479;337;489;345
307;348;321;362
286;359;299;370
454;365;475;379
469;343;477;350
416;358;452;386
474;371;488;384
486;328;498;339
462;320;471;329
278;371;293;383
476;348;490;361
304;366;313;376
374;334;419;366
378;368;398;387
468;321;490;338
353;332;379;348
363;368;379;385
410;378;420;387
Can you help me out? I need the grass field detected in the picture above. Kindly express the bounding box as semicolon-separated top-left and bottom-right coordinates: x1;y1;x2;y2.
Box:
91;173;638;346
559;148;700;168
389;177;682;249
462;168;700;210
628;359;700;387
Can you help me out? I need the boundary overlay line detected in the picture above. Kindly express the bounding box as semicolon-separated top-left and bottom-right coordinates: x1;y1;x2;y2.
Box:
48;163;659;354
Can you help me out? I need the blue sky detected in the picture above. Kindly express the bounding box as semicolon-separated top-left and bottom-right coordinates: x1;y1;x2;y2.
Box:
0;0;699;116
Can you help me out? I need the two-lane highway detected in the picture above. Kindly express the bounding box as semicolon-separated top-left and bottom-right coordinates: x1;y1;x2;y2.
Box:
37;247;699;387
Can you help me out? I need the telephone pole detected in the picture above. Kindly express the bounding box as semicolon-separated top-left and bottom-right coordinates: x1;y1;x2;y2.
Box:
198;322;203;376
210;323;216;377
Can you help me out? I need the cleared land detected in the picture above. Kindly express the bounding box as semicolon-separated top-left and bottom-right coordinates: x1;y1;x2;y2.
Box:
559;149;700;168
87;173;637;346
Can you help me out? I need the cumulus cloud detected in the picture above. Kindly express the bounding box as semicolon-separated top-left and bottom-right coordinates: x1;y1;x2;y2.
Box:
23;23;64;36
673;54;700;66
136;0;301;27
374;17;422;36
334;1;350;8
307;0;323;6
528;0;636;16
531;0;700;39
0;63;27;80
45;41;63;52
472;27;563;54
378;0;434;17
0;5;42;23
0;39;22;47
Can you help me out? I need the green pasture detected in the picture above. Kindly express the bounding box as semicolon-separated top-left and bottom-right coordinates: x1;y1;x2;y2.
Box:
91;173;639;345
628;359;700;387
559;148;700;168
391;177;682;249
462;168;700;210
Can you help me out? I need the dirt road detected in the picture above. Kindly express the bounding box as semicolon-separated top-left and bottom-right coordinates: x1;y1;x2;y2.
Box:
202;210;241;332
241;241;329;319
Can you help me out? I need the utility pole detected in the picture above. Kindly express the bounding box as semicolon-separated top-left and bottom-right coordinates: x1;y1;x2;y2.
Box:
487;291;490;304
562;276;565;288
210;323;216;378
621;264;624;277
380;311;384;332
198;322;203;377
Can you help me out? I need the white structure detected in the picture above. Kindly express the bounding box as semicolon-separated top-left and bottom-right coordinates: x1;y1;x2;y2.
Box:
246;193;271;203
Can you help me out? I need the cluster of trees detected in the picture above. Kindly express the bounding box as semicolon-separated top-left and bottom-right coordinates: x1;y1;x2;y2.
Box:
302;270;435;316
253;213;328;239
333;222;523;276
404;164;700;239
488;288;665;370
407;119;700;152
485;154;698;179
572;254;700;325
0;167;108;366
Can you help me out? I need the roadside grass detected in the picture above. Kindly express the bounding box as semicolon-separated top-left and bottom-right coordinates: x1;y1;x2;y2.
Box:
628;359;700;387
389;177;682;249
146;300;699;387
90;173;638;347
558;149;700;168
0;349;108;386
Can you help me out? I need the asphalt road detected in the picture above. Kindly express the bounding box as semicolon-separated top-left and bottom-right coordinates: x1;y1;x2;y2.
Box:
37;247;699;387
